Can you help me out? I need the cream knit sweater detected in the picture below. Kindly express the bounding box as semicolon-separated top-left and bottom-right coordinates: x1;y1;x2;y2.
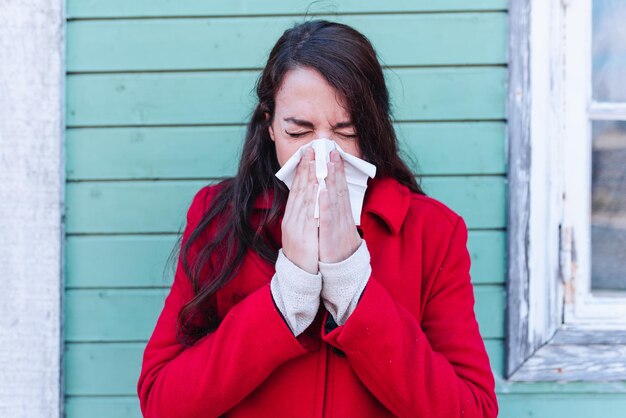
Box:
270;239;372;337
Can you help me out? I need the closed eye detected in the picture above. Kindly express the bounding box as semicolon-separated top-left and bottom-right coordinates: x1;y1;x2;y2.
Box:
285;130;309;138
285;130;357;139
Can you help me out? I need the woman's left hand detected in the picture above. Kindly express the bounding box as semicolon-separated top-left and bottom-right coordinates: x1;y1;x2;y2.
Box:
318;149;362;263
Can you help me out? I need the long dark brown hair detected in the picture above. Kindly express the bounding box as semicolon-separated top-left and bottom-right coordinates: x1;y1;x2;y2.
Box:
172;18;425;346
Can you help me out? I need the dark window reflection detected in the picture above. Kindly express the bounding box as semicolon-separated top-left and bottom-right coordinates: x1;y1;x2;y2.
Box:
592;0;626;102
591;121;626;292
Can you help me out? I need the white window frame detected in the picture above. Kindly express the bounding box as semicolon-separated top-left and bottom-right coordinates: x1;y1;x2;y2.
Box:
562;0;626;327
506;0;626;382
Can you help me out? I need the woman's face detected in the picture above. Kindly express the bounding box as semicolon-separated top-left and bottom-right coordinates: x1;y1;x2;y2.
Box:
267;66;362;167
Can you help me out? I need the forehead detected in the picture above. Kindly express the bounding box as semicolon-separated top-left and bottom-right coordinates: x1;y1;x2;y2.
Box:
274;67;350;120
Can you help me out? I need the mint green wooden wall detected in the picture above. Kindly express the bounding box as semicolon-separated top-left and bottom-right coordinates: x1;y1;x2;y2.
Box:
63;1;625;417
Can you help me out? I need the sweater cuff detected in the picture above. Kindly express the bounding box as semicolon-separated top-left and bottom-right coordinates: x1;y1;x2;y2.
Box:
319;238;372;326
270;248;322;337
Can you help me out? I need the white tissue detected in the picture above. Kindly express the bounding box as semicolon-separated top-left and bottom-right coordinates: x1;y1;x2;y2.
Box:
275;138;377;226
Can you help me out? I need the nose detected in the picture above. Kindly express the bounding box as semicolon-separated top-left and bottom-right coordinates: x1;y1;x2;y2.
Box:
314;130;339;142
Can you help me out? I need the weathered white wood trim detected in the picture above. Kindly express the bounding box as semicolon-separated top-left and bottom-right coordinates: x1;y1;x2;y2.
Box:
526;0;565;357
509;344;626;382
506;0;565;379
0;1;65;417
551;328;626;344
506;0;533;377
507;0;626;382
588;102;626;120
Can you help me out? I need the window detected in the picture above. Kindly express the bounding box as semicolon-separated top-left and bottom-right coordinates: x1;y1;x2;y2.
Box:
564;0;626;326
507;0;626;382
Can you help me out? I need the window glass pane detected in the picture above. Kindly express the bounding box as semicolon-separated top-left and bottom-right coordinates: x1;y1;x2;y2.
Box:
592;0;626;102
591;120;626;291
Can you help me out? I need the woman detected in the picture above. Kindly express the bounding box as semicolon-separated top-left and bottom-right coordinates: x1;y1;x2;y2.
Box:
137;19;498;418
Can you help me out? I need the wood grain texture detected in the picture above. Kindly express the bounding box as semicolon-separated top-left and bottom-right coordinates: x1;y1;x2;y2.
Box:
64;176;505;234
67;0;508;19
67;13;507;72
506;0;533;380
65;339;503;396
65;230;506;288
66;335;626;394
66;122;506;180
64;338;626;399
64;285;505;342
66;67;507;126
509;344;626;382
64;393;626;418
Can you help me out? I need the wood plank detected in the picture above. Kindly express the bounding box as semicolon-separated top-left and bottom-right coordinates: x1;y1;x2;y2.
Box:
65;392;626;418
467;230;506;285
64;285;504;342
65;230;505;288
67;13;507;72
64;177;505;234
66;126;244;180
398;122;506;175
65;180;212;235
421;176;506;229
64;339;503;396
508;344;626;382
66;1;508;19
66;122;505;180
65;288;170;342
63;339;626;399
65;235;179;288
496;394;626;417
65;396;140;418
551;328;626;344
65;343;142;396
66;67;506;126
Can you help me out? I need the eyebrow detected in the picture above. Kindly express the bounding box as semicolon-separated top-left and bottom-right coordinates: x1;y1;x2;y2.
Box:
283;117;353;129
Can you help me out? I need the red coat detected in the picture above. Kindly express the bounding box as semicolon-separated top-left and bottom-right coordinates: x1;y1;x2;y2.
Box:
137;175;498;418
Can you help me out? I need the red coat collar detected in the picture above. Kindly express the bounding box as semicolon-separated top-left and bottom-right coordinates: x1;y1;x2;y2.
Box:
253;175;411;235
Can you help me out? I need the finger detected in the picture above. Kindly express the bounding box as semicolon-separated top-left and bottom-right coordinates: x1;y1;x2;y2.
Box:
333;151;353;225
290;147;312;215
326;154;339;224
307;149;318;225
293;147;309;193
318;185;330;238
284;149;306;217
296;157;318;228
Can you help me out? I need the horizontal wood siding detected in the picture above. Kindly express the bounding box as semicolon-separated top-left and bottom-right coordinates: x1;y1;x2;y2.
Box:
66;14;507;71
66;1;508;19
66;68;506;125
65;231;507;288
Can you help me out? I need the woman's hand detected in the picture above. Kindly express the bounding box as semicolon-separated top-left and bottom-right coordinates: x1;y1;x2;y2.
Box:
318;150;362;263
280;146;320;274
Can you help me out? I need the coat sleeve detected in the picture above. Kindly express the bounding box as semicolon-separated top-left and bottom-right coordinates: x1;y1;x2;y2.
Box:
137;185;310;418
320;215;499;418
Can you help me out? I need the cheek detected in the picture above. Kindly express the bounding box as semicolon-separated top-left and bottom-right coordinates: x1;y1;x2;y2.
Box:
274;140;303;167
339;141;362;159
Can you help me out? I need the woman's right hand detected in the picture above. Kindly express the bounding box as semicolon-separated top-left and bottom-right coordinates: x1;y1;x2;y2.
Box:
281;146;320;275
